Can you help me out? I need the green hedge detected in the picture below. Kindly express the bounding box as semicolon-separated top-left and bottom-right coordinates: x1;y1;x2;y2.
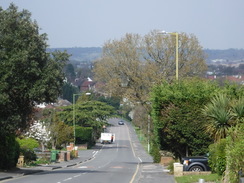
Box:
151;140;161;163
224;124;244;183
75;126;94;147
0;134;20;169
208;139;227;175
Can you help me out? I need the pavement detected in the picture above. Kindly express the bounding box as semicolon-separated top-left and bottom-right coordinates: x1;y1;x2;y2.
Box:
126;122;175;183
0;145;101;182
0;121;175;183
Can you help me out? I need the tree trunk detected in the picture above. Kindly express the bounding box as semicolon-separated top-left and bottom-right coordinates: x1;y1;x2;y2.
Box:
41;141;45;152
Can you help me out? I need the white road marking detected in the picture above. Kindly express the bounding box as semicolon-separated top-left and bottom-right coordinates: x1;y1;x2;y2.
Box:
73;174;81;178
63;177;72;181
78;166;88;169
93;151;98;157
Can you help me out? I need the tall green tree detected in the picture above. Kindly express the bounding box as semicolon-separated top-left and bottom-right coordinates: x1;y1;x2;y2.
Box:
0;4;69;135
64;63;76;82
58;96;115;142
151;78;220;158
58;99;115;127
62;82;79;103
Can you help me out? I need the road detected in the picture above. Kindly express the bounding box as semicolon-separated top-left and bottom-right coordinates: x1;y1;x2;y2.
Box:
5;118;141;183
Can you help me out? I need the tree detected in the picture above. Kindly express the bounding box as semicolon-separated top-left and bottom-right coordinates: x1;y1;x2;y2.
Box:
62;82;79;103
93;30;207;106
151;79;220;159
76;66;93;80
25;121;51;152
0;4;69;135
96;95;121;111
49;115;73;149
143;31;207;79
64;63;76;82
57;96;115;142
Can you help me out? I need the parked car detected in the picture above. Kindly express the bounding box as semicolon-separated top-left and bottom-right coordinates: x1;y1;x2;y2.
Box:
181;156;211;171
118;120;124;125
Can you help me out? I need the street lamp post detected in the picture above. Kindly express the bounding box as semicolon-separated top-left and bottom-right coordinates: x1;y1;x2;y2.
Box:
158;31;179;80
147;114;150;153
73;94;79;145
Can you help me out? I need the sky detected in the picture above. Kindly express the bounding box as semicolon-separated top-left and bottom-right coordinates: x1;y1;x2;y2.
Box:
1;0;244;49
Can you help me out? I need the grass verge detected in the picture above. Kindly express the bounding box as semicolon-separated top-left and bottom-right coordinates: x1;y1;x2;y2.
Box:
175;173;221;183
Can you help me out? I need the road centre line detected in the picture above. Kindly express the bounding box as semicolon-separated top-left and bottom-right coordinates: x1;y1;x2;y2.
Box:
125;123;140;183
63;177;72;181
73;174;81;178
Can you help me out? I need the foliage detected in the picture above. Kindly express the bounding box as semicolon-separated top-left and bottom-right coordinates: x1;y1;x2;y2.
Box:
203;93;244;143
223;124;244;183
93;30;207;107
16;137;39;165
75;126;94;147
151;78;220;159
231;97;244;123
25;121;51;152
58;99;115;127
208;139;227;175
30;157;50;166
76;66;94;79
96;95;121;111
167;160;177;174
49;115;73;149
62;82;79;103
64;63;76;82
0;4;69;135
16;137;39;151
203;90;244;182
151;141;161;163
202;94;232;142
70;150;76;159
0;134;20;169
132;104;149;135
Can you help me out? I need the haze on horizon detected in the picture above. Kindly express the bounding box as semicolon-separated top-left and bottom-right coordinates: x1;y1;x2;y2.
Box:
1;0;244;50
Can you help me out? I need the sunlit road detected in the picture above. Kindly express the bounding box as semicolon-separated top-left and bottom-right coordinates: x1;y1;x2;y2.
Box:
5;118;140;183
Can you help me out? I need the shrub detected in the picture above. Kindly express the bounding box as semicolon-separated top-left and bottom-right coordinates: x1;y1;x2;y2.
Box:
151;141;161;163
224;124;244;183
167;160;177;174
16;137;39;150
75;126;94;147
16;137;39;165
70;150;76;159
0;134;20;169
208;139;227;175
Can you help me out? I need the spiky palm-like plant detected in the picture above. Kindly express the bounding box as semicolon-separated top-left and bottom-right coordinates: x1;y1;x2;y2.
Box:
231;97;244;124
202;94;232;142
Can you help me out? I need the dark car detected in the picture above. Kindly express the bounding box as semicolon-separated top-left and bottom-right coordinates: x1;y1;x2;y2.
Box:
118;120;124;125
181;156;211;172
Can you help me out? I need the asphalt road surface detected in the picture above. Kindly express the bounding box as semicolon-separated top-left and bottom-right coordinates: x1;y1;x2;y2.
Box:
5;118;141;183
